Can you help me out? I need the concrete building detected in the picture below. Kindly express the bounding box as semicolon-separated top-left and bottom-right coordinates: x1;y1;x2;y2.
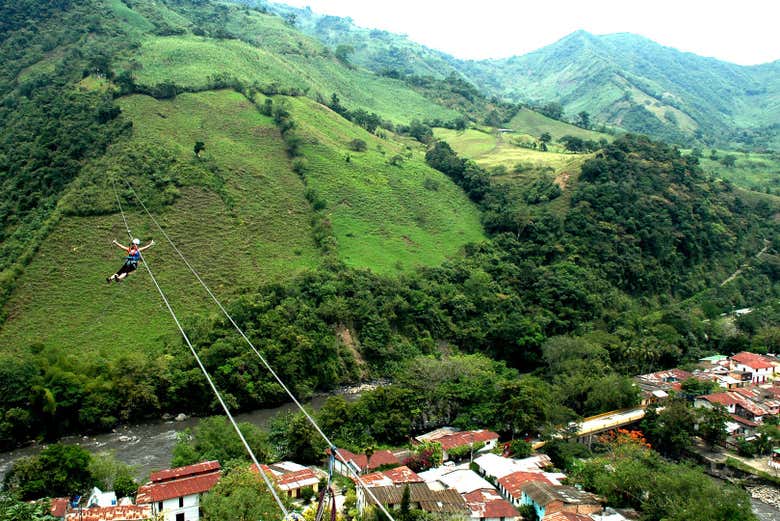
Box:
730;352;777;384
520;482;602;520
136;461;222;521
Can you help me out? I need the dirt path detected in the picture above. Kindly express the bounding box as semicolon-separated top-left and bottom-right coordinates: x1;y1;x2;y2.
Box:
720;239;770;287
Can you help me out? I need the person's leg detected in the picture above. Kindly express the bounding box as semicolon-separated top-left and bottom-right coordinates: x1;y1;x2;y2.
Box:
115;263;136;281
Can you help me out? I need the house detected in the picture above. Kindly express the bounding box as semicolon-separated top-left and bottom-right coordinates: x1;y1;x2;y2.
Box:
360;465;423;488
431;430;500;461
332;448;400;476
473;453;552;480
730;352;777;384
418;467;494;494
87;487;118;508
463;488;519;521
253;461;321;499
357;482;469;517
695;390;774;431
520;482;602;520
497;472;553;507
634;369;692;405
65;506;152;521
136;460;222;521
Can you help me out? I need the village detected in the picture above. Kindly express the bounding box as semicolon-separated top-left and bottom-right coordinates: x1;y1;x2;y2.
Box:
41;349;780;521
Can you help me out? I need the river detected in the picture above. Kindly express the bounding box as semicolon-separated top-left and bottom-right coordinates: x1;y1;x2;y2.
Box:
0;394;337;482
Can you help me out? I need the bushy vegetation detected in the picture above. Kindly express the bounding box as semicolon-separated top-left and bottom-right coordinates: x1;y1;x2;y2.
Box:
569;434;756;521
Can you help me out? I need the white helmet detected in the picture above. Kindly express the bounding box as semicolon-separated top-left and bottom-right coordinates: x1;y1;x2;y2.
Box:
132;238;141;245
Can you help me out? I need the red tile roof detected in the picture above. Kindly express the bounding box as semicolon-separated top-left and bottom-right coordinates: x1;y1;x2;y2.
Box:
51;498;69;518
436;430;499;451
150;460;220;483
464;488;519;519
732;352;776;370
360;465;423;487
498;471;552;499
701;392;739;407
275;468;319;490
383;465;423;484
543;512;594;521
65;506;152;521
334;448;399;471
730;414;759;427
136;470;221;503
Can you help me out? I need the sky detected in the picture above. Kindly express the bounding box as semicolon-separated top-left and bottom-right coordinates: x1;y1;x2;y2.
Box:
279;0;780;65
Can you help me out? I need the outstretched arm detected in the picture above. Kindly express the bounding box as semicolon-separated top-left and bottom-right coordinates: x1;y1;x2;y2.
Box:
139;240;155;252
112;239;129;250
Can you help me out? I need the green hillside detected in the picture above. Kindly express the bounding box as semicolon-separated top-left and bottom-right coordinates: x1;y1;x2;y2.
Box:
288;97;485;271
457;31;780;146
0;83;483;352
254;6;780;147
0;89;319;357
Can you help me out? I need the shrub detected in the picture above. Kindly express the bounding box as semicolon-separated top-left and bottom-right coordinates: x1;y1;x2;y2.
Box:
348;139;367;152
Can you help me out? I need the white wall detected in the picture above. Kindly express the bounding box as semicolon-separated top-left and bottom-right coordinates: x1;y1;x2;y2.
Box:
152;494;200;521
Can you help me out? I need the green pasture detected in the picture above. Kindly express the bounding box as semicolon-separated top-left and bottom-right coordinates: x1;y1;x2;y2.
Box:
288;97;485;272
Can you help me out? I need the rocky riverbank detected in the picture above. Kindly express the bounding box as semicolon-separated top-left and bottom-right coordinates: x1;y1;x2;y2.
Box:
748;485;780;510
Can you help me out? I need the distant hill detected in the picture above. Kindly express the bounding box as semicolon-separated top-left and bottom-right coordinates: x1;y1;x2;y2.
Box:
266;4;779;148
458;31;780;146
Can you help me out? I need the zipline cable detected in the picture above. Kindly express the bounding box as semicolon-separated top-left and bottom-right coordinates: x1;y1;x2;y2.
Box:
112;181;289;518
123;180;398;521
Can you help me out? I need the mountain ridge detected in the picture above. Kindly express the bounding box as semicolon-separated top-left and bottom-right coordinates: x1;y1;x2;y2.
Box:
267;2;779;146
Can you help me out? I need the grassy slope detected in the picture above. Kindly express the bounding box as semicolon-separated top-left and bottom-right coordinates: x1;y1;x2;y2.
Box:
508;108;613;142
133;29;457;124
0;89;486;356
290;97;485;272
0;90;319;357
697;151;780;193
435;127;592;176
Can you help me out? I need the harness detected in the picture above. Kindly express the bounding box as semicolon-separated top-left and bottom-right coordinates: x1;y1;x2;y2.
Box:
125;247;141;266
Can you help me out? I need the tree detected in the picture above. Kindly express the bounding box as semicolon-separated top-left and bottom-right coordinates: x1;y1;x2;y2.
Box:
171;417;272;467
539;132;552;151
721;154;737;168
697;405;728;447
4;444;94;500
348;139;367;152
268;410;327;465
88;451;136;497
193;141;205;157
201;467;290;521
399;485;411;521
577;111;591;129
559;135;586;153
0;496;58;521
540;102;564;120
334;44;354;66
641;401;696;459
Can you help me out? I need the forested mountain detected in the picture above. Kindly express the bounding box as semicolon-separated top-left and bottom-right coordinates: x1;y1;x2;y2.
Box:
0;0;779;472
460;31;780;147
264;3;779;148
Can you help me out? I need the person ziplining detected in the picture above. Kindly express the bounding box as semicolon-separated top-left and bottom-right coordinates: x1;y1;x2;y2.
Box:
107;237;154;283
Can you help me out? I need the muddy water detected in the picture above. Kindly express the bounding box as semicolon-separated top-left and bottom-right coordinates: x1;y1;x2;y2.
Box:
0;394;336;481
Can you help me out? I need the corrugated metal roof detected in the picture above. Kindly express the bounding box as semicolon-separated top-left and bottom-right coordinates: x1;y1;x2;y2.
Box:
367;483;469;514
64;506;152;521
150;460;220;483
463;488;519;519
136;470;221;503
